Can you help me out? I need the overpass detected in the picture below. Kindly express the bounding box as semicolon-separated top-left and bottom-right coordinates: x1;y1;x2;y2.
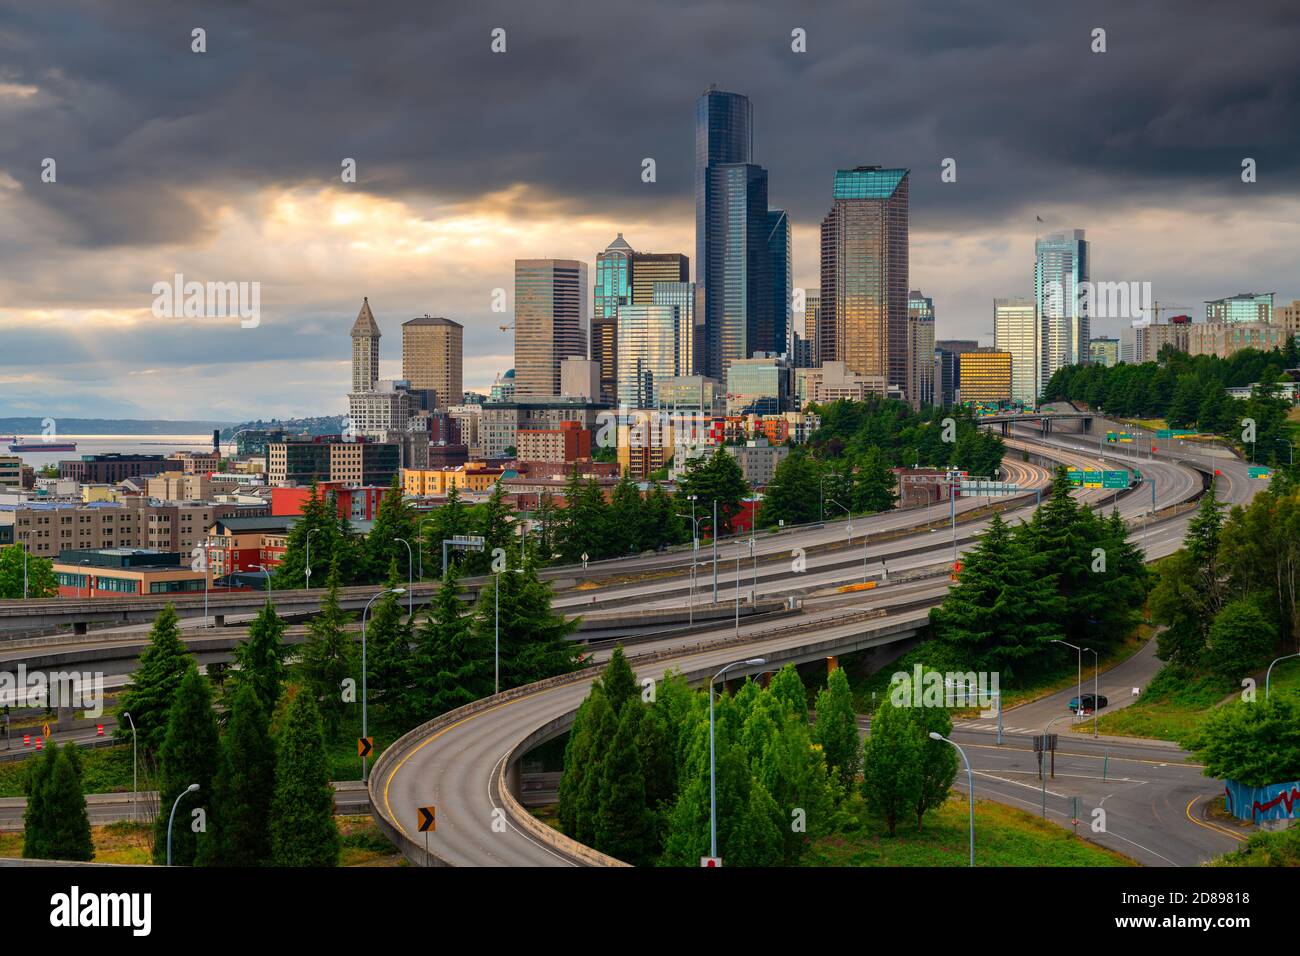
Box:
979;410;1095;436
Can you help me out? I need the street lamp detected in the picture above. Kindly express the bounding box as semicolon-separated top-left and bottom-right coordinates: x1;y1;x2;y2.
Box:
826;498;851;540
1039;714;1075;817
394;537;414;618
1266;652;1300;699
167;783;200;866
1277;439;1294;466
77;558;90;599
360;587;405;781
930;732;974;867
709;658;766;862
121;711;138;822
1082;647;1100;737
304;527;318;590
1052;640;1083;725
19;529;33;599
253;563;273;599
678;511;706;620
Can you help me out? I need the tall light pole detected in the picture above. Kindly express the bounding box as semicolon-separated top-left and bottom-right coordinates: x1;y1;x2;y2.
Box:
1266;652;1300;699
122;711;138;822
733;540;742;637
677;511;705;621
253;563;272;599
710;658;766;862
304;527;317;590
930;732;974;866
78;558;90;599
167;783;200;866
711;499;718;604
826;498;851;541
1082;647;1100;736
394;537;414;618
360;587;405;781
20;529;32;599
1039;713;1074;816
1278;439;1294;466
201;540;211;628
1053;639;1083;720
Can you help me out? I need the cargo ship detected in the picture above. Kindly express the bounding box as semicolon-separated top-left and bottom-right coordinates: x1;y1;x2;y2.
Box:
8;438;77;452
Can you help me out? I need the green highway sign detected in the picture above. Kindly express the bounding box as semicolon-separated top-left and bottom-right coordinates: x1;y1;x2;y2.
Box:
1248;466;1272;479
1155;429;1172;439
1102;470;1130;489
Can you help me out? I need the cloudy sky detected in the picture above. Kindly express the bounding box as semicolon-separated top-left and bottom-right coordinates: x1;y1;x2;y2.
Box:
2;0;1298;421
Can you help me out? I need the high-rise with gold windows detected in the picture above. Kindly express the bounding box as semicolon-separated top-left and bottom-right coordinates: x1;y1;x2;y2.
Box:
514;259;588;399
957;349;1013;403
819;167;910;393
401;315;462;410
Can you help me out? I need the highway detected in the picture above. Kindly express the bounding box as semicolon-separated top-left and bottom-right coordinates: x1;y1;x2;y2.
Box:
370;423;1258;867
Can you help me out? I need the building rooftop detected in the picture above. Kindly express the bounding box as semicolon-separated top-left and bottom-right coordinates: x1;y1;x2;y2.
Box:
402;315;462;328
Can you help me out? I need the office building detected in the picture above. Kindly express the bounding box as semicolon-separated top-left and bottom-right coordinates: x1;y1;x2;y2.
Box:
1274;299;1300;338
617;305;683;408
630;252;690;305
654;375;722;414
560;357;601;401
266;437;399;488
652;280;699;378
958;349;1013;403
934;340;978;403
1205;292;1273;325
514;259;588;399
819;167;910;392
351;297;381;393
907;291;936;407
695;88;773;381
1089;336;1120;367
1119;327;1137;364
401;316;463;410
516;421;593;464
593;234;634;404
725;440;790;488
768;209;792;356
1187;322;1286;359
1035;229;1090;381
479;400;608;460
726;356;794;416
994;297;1040;407
796;361;897;406
1134;322;1191;363
58;454;167;484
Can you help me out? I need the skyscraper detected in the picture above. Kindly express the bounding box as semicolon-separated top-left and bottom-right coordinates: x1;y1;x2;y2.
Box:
819;167;910;392
350;297;381;393
652;280;699;378
629;252;689;305
695;88;773;381
616;305;683;408
994;297;1039;407
593;234;634;404
1035;229;1090;384
514;259;588;399
401;316;463;410
767;209;792;357
906;291;935;408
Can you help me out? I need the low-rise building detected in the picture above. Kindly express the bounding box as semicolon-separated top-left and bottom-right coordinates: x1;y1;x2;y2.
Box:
54;548;241;598
724;440;789;488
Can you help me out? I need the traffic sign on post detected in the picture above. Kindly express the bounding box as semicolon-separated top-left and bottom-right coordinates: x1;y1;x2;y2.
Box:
700;856;722;867
357;736;374;758
417;806;436;832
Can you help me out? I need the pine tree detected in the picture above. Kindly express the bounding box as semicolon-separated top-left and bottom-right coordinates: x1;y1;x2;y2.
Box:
269;690;340;867
410;564;492;719
230;599;287;713
298;558;357;738
557;692;603;837
598;646;639;715
271;481;346;590
21;744;59;859
117;604;193;753
607;473;647;556
594;704;655;865
23;744;94;861
812;667;860;794
758;453;821;527
199;683;275;866
366;474;417;582
365;561;413;719
152;665;220;865
480;555;580;689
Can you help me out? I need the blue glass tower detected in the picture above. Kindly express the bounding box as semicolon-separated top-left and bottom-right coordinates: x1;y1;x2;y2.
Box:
767;209;791;358
695;88;773;381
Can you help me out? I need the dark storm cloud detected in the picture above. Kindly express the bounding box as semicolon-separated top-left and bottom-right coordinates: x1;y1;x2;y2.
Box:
4;0;1299;250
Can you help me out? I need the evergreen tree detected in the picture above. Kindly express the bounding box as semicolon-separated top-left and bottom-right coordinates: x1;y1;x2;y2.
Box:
269;690;340;866
727;780;785;867
607;473;648;556
21;744;58;859
478;555;580;689
758;452;821;527
152;665;220;865
365;561;414;719
851;447;899;514
410;564;492;719
598;646;639;715
117;604;193;753
199;683;275;866
298;558;357;737
366;474;417;582
23;744;94;861
1204;596;1279;682
230;599;287;713
426;483;470;576
812;667;860;793
557;691;602;837
767;664;808;722
271;481;350;589
861;701;921;836
594;704;656;865
676;448;751;535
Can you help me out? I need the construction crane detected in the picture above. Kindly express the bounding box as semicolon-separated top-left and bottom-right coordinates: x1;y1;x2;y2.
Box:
499;321;514;332
1146;301;1193;324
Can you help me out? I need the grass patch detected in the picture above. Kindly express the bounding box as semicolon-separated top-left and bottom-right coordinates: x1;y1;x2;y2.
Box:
803;793;1132;867
0;821;153;864
0;744;145;798
1085;664;1234;741
338;814;403;866
1210;825;1300;867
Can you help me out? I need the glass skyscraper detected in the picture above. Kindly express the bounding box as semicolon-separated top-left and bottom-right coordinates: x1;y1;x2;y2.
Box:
820;166;910;392
1035;229;1090;384
617;305;681;408
652;280;698;378
695;88;773;382
994;296;1039;407
906;291;935;408
593;234;634;404
1204;292;1274;324
514;259;588;399
767;209;792;358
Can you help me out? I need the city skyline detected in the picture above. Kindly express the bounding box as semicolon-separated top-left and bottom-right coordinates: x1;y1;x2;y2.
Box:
3;1;1300;420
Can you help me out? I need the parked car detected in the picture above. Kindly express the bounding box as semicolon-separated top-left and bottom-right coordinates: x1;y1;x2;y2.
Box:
1068;694;1108;713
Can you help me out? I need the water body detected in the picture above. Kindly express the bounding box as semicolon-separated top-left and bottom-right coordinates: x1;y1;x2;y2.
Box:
5;435;219;471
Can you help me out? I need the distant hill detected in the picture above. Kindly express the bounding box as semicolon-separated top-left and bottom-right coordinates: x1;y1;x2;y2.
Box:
0;418;233;435
219;416;347;439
